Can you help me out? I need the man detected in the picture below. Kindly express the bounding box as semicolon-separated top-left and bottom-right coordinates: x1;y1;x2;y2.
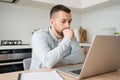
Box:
30;5;85;69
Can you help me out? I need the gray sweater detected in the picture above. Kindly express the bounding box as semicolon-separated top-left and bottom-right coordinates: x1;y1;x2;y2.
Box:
30;27;85;69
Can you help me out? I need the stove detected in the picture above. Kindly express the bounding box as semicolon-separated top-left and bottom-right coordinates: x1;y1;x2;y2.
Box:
1;40;22;45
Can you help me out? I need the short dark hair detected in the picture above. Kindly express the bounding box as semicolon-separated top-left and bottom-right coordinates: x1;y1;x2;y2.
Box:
50;4;71;19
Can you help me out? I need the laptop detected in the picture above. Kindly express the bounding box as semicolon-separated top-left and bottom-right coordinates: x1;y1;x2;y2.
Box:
56;35;120;79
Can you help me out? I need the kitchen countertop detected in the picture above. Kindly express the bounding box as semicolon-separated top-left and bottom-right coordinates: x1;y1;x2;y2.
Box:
0;44;31;50
79;43;91;48
0;43;90;50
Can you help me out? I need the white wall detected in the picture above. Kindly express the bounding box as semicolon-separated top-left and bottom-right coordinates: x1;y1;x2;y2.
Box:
1;2;119;44
80;5;120;42
0;2;81;44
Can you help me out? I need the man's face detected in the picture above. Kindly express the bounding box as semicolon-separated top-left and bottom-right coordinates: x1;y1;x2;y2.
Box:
50;10;72;33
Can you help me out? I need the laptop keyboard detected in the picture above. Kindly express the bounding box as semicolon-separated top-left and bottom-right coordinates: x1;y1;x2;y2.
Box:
70;69;81;74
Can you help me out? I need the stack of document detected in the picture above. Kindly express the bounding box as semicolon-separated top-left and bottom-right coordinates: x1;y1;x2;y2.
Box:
19;71;63;80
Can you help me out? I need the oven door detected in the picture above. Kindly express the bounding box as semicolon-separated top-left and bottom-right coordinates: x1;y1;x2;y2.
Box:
0;58;24;73
0;48;31;73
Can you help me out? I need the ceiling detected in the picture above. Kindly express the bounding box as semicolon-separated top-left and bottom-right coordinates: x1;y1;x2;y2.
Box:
31;0;110;9
1;0;120;13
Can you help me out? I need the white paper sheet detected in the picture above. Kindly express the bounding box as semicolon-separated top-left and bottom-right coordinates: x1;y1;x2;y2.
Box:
20;71;63;80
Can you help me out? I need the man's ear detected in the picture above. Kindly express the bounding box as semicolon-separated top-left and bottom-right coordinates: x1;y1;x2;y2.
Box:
50;19;55;26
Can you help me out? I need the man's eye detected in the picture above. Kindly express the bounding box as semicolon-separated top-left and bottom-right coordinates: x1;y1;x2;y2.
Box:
62;21;65;23
69;21;71;24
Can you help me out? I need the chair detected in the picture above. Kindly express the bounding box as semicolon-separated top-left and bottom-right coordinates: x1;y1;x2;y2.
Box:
23;58;31;70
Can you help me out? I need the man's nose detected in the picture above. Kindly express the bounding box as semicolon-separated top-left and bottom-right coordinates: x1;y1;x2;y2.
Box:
65;22;70;29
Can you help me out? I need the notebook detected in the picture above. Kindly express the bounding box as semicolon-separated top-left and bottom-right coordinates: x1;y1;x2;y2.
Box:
18;71;63;80
56;35;120;79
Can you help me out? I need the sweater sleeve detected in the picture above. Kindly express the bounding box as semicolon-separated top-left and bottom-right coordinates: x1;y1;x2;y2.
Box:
58;37;85;65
